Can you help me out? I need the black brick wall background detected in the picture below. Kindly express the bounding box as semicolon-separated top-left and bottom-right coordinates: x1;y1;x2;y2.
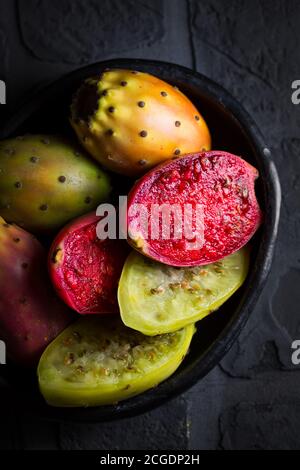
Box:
0;0;299;450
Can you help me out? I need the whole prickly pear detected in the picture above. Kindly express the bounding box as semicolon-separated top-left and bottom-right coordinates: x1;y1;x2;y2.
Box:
0;217;72;366
0;135;111;233
70;69;211;176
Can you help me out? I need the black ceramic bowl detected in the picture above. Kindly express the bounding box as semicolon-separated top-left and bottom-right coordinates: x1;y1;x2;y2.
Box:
0;59;281;422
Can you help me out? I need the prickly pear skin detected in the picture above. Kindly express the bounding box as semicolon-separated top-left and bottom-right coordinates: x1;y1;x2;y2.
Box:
0;217;72;366
0;135;111;233
70;69;211;177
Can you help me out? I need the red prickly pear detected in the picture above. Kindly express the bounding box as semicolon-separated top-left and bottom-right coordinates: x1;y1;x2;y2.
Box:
48;212;130;314
70;70;211;176
127;151;262;267
0;217;72;366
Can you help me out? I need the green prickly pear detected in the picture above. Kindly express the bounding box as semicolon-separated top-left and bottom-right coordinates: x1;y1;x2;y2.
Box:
0;135;111;233
0;217;72;366
70;69;211;177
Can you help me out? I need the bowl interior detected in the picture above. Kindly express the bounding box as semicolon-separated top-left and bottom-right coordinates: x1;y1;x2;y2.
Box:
0;60;272;422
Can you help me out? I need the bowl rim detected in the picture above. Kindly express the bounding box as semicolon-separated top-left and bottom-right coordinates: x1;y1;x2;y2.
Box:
0;58;281;422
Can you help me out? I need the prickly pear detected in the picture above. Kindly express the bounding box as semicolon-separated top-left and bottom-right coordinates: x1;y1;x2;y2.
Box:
70;69;211;176
0;217;72;366
127;151;262;266
49;212;129;314
0;135;111;233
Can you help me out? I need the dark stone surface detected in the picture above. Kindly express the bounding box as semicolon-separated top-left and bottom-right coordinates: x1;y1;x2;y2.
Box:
18;0;164;64
0;0;299;450
219;402;300;450
60;397;188;450
188;0;300;159
273;268;300;340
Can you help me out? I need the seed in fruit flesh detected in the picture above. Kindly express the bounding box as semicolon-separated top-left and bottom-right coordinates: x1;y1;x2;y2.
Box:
118;247;249;335
38;316;195;407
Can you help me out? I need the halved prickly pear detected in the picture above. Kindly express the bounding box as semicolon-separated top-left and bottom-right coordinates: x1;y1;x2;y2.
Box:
0;217;72;366
118;247;249;335
0;134;111;233
49;212;129;314
127;151;262;266
38;316;195;407
70;69;211;176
